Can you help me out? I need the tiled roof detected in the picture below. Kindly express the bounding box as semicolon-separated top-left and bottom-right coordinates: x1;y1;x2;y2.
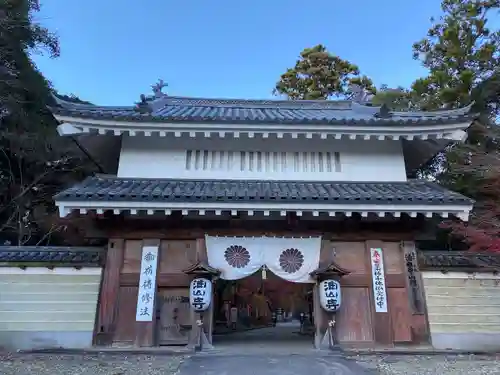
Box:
54;175;473;206
0;246;104;266
50;95;476;126
418;251;500;271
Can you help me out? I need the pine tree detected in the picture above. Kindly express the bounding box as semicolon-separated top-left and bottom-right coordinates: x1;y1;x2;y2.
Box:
411;0;500;251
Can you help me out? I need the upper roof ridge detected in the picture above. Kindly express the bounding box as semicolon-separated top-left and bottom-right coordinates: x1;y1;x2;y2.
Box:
51;93;135;111
162;96;351;109
51;92;474;118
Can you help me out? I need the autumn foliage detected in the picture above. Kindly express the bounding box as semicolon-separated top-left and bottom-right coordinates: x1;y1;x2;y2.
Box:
438;122;500;252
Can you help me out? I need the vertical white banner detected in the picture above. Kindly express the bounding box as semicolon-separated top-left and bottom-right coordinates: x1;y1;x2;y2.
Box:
135;246;159;321
370;248;388;313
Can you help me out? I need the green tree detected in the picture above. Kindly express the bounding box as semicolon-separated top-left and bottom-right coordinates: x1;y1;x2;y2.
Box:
0;0;97;245
274;44;375;100
411;0;500;251
1;0;59;130
411;0;499;114
371;85;413;110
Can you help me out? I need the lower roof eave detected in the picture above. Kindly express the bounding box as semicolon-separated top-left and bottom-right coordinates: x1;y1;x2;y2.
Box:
56;117;471;142
55;200;473;222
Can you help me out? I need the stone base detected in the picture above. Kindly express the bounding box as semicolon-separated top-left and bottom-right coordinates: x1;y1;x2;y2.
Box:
188;328;214;352
431;332;500;351
199;330;214;351
315;327;341;351
0;331;93;350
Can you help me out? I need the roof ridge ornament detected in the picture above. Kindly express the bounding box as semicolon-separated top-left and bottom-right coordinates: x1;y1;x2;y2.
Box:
135;94;153;114
134;79;168;114
348;84;374;105
374;103;392;119
152;79;168;98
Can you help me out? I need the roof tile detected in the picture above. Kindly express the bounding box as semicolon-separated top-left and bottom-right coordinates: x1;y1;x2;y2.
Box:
0;246;104;266
54;176;473;206
418;251;500;271
50;95;476;126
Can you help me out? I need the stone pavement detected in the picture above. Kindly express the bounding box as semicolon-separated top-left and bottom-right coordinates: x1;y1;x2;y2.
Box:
178;352;500;375
178;353;373;375
191;323;370;374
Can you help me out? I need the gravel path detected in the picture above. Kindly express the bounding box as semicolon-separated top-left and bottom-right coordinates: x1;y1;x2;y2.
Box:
0;353;185;375
351;354;500;374
2;352;500;375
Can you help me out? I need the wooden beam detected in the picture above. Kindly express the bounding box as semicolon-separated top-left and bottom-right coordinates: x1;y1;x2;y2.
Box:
402;241;426;314
97;216;425;240
313;283;322;349
104;228;420;242
196;238;214;344
402;241;430;344
94;238;124;345
186;237;215;350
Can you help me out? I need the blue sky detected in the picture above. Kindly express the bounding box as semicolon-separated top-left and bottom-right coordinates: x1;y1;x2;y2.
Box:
32;0;488;105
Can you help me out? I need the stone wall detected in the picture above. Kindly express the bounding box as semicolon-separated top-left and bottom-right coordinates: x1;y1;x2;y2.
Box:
422;270;500;351
0;247;104;350
0;267;102;350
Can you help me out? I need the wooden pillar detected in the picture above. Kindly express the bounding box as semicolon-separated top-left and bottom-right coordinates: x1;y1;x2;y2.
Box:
402;241;425;314
187;306;213;350
205;295;215;345
310;261;349;350
313;282;323;349
94;238;124;346
196;237;208;263
135;238;161;347
187;308;200;350
365;240;393;345
402;241;429;344
184;237;219;351
197;238;214;344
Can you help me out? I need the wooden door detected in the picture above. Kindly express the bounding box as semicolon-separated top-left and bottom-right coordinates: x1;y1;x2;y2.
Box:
157;288;191;345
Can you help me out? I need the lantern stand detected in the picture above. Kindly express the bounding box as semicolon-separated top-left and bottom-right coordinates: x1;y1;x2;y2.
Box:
310;262;350;351
183;262;220;352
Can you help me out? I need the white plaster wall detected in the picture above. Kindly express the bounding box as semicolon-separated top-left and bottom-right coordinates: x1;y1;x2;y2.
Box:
0;267;102;350
423;271;500;351
117;136;407;181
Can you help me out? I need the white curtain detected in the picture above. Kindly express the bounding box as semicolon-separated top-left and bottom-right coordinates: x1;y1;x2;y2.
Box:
264;237;321;283
205;236;264;281
205;235;321;283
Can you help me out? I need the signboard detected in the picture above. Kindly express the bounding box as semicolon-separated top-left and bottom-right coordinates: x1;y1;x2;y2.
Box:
319;279;341;312
189;278;212;312
404;243;425;314
370;248;388;313
135;246;159;321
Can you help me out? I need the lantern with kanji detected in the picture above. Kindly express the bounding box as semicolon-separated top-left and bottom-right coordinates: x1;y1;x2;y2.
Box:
319;279;341;312
189;277;212;312
310;260;350;313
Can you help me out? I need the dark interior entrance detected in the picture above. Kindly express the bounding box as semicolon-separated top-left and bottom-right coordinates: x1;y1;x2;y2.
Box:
212;270;314;345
